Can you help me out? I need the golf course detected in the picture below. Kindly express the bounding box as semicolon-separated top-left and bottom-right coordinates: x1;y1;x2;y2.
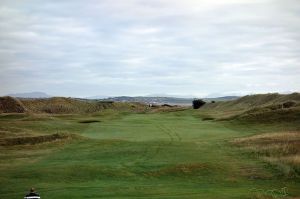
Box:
1;0;299;197
0;94;300;198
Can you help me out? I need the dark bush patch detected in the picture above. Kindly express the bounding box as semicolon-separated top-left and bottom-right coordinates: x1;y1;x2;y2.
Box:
78;120;101;123
192;99;206;109
282;101;297;108
202;117;215;121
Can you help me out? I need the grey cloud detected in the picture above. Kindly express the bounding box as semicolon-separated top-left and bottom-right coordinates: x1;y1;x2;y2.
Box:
0;0;299;97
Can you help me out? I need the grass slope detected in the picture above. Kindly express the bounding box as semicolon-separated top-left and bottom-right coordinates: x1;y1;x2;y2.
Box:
199;93;300;121
233;131;300;178
0;109;300;198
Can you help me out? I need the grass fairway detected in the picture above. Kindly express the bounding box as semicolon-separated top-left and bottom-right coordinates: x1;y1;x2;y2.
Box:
0;110;299;198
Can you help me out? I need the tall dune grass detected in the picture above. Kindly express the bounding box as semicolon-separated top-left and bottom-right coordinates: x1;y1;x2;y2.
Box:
233;131;300;178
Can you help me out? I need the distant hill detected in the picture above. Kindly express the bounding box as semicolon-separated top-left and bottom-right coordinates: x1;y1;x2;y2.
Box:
7;92;51;98
101;96;240;106
145;94;196;98
86;95;109;99
204;96;239;102
102;96;193;106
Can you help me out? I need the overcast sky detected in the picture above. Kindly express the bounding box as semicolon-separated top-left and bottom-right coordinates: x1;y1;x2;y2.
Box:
0;0;300;97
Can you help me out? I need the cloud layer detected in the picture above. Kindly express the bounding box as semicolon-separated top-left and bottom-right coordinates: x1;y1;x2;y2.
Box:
1;0;300;97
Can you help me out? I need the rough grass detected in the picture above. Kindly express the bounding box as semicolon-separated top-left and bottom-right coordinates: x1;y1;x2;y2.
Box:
0;96;26;113
200;93;300;121
0;133;82;146
233;131;300;178
0;108;300;198
18;97;149;114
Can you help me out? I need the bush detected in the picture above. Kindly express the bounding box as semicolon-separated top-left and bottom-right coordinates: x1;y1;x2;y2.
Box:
192;99;206;109
282;101;297;108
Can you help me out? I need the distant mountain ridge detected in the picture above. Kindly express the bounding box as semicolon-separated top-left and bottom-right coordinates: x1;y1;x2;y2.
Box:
103;96;193;105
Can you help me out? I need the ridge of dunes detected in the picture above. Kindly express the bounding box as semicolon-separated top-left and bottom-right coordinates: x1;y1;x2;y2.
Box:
203;93;300;111
200;93;300;121
0;96;148;114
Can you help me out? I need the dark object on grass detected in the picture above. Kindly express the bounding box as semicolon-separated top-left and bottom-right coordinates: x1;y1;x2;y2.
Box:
211;100;215;103
78;120;101;123
24;187;40;199
202;117;214;121
192;99;206;109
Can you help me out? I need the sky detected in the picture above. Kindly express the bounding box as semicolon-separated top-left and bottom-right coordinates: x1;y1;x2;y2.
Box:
0;0;300;98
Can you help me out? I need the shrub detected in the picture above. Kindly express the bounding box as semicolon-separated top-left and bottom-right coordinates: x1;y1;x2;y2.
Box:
282;101;297;108
192;99;206;109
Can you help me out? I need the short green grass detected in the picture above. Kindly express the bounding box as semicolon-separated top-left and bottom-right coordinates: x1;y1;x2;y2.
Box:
0;109;299;198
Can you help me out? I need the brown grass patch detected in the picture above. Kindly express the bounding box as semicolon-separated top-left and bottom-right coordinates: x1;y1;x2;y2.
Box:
233;131;300;177
151;106;187;113
238;165;273;180
234;132;300;143
19;97;149;114
0;133;81;146
0;96;26;113
233;132;300;156
144;163;210;177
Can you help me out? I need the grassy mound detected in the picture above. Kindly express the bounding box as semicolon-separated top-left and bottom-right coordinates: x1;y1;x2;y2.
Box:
18;97;148;114
232;103;300;123
202;93;300;110
199;93;300;122
0;96;26;113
